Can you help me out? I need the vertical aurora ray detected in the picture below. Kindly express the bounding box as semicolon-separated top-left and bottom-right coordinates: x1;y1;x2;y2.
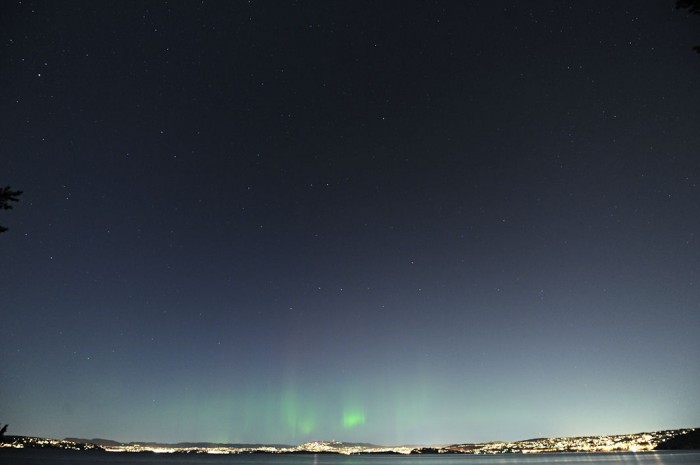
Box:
280;387;317;438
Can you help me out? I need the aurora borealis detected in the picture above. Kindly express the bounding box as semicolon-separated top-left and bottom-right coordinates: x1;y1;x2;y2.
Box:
1;1;699;446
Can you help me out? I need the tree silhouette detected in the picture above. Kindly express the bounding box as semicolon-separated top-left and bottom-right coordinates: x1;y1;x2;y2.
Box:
677;0;700;52
677;0;700;14
1;186;23;233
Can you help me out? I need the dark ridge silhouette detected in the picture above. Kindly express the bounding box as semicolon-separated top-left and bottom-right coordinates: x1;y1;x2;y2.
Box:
64;437;293;449
656;429;700;450
64;437;122;447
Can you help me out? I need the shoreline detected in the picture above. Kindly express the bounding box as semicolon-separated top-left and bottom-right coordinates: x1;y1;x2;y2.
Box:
1;428;698;455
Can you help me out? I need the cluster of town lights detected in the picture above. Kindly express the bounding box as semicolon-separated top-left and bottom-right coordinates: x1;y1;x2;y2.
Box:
1;428;694;455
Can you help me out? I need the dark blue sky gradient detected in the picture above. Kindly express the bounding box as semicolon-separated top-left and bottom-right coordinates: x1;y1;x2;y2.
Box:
1;1;699;445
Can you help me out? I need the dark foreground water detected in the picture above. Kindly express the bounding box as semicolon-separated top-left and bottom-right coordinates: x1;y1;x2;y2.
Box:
1;450;699;465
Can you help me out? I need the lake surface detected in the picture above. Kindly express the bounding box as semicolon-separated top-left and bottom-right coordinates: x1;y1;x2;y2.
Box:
1;450;700;465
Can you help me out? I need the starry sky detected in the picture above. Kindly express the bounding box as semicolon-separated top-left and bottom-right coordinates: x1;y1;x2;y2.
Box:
1;0;699;446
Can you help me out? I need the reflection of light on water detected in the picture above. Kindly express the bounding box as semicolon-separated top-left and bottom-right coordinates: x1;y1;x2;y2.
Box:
646;452;676;465
529;452;680;464
273;452;700;465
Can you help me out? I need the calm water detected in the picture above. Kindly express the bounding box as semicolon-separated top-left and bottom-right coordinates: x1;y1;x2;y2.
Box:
1;450;699;465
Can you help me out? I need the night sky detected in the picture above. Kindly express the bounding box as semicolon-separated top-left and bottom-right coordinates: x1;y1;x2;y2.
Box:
2;1;699;446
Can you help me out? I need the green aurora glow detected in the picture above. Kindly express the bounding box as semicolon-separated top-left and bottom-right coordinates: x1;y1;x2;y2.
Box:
342;410;366;428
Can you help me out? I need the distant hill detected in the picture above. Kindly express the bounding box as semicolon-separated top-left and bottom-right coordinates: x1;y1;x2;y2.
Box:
656;429;700;450
64;437;292;449
65;438;122;447
299;440;381;448
132;441;293;449
26;427;693;454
